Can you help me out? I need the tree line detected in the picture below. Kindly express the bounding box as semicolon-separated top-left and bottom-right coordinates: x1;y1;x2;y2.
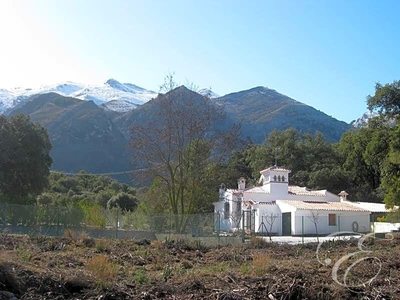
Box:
1;79;400;232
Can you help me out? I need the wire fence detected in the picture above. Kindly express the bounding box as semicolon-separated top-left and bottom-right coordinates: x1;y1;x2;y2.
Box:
0;204;242;245
0;204;399;245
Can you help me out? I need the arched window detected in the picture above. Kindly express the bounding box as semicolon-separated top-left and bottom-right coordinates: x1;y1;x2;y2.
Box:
273;175;277;181
282;175;285;182
278;175;281;182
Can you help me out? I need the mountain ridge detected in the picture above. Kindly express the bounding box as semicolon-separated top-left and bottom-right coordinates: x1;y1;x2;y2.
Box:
0;79;157;114
4;85;352;184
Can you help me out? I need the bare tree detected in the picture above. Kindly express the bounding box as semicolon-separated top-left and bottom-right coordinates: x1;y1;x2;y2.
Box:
260;212;279;241
307;210;321;243
130;75;239;232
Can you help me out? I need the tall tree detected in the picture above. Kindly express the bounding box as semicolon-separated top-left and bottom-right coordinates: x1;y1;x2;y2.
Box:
237;128;346;193
367;80;400;119
376;122;400;208
0;114;52;204
367;80;400;207
334;119;391;202
130;78;239;231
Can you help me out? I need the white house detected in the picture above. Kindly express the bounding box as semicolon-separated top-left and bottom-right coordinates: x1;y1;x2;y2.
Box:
213;166;371;236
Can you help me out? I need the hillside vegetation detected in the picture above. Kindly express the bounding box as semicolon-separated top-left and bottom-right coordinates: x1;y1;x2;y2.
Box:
7;85;350;179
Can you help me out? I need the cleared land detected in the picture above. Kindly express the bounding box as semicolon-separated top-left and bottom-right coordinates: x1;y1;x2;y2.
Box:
0;232;399;299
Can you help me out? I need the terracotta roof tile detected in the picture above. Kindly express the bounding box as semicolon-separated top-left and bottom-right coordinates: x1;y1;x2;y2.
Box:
342;200;396;212
288;186;327;197
244;186;270;193
277;200;369;212
260;166;291;173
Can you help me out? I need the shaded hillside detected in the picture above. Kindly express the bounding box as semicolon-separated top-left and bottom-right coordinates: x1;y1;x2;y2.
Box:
10;93;132;177
216;87;351;142
6;87;353;183
113;86;238;140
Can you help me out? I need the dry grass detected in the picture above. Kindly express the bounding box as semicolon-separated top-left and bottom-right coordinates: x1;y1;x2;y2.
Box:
0;234;399;299
150;240;165;249
86;255;119;288
249;236;270;248
252;253;272;276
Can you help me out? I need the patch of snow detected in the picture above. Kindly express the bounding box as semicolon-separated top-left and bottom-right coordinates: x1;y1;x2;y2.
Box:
101;99;139;112
351;111;379;128
199;88;220;99
70;79;157;107
0;79;157;114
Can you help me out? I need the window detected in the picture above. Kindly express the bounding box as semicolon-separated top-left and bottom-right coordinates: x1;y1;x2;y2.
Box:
224;202;230;219
282;175;285;182
329;214;336;226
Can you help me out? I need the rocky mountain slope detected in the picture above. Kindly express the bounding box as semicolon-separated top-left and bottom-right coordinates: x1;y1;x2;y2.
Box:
216;87;350;142
5;85;352;181
9;93;132;179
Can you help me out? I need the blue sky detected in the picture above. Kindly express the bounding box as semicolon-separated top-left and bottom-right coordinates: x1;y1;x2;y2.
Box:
0;0;399;123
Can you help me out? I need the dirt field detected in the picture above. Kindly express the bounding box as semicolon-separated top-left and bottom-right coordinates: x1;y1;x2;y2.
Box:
0;231;399;299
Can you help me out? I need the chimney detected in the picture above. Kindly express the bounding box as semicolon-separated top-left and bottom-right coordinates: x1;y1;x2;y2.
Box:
338;191;349;202
238;178;246;190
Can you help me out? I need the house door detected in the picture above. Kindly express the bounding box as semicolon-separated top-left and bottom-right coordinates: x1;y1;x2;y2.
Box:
282;212;291;236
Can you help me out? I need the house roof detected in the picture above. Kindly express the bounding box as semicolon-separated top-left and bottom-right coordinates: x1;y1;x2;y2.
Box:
341;200;394;213
288;186;327;197
258;201;277;205
245;186;270;194
242;185;332;197
249;200;277;206
226;189;244;194
277;200;369;212
260;166;291;173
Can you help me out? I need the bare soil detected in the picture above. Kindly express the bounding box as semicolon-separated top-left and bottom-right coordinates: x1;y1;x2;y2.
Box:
0;232;399;299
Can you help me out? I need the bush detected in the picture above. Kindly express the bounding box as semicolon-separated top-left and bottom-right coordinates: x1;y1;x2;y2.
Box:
36;193;53;206
107;193;138;212
132;269;151;284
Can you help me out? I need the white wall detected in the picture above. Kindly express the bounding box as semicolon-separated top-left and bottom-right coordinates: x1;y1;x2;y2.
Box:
213;190;244;232
254;205;282;235
214;202;231;231
243;191;272;202
292;211;370;235
373;222;400;233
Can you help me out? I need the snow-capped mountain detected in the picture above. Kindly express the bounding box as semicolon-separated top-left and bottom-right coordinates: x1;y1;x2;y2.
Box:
70;79;157;110
101;99;139;112
0;79;157;114
0;81;85;113
198;88;220;99
350;111;379;128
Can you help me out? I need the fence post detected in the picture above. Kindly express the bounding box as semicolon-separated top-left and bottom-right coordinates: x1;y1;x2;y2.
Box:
115;209;119;239
242;211;245;243
301;216;304;244
261;216;264;236
56;207;60;237
169;210;172;241
217;212;220;245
